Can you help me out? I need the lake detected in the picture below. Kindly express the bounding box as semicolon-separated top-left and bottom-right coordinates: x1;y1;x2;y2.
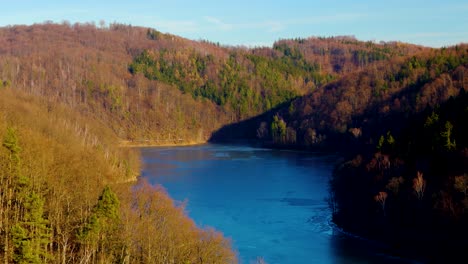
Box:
140;144;417;264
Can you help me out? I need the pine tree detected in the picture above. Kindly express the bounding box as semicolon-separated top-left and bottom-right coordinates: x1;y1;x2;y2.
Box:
11;192;50;264
78;186;121;263
1;127;51;263
441;121;456;150
271;116;287;144
1;127;23;263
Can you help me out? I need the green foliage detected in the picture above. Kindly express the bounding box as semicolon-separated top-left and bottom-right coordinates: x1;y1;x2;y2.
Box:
396;49;468;82
2;126;29;195
11;224;31;264
386;131;395;146
129;46;322;119
271;116;287;144
94;186;120;220
146;28;162;40
377;135;385;150
1;126;51;263
0;79;11;89
441;121;456;150
376;132;394;152
77;186;123;262
79;186;120;244
288;102;296;116
3;127;21;162
273;43;304;60
424;111;439;128
352;49;388;66
11;192;51;264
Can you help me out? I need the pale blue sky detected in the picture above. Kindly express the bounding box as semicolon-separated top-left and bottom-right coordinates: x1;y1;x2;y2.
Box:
0;0;467;47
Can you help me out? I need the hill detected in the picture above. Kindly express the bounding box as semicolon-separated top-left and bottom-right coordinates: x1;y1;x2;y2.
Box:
236;45;467;150
0;22;426;144
0;88;236;263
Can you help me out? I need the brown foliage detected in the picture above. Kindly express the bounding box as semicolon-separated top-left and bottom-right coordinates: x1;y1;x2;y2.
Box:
273;45;467;147
0;23;231;143
0;89;236;263
119;180;236;264
0;23;432;144
413;171;426;200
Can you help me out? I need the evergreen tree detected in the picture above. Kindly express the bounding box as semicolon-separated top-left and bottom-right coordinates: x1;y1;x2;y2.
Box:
441;121;456;150
3;127;21;164
1;127;23;263
11;192;50;264
78;186;121;262
271;116;287;144
2;127;50;263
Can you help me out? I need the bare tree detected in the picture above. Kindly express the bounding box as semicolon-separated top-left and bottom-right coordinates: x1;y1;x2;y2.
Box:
413;171;426;200
374;191;388;216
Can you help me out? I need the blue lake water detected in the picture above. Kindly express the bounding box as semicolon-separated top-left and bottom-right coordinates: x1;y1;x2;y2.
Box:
140;144;416;264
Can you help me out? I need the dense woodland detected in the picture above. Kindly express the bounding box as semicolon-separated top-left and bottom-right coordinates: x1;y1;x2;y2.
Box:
0;89;235;263
0;22;467;263
0;22;231;144
258;45;467;148
331;90;468;262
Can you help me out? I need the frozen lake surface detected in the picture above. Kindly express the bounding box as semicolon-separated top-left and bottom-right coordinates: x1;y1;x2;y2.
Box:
140;144;416;264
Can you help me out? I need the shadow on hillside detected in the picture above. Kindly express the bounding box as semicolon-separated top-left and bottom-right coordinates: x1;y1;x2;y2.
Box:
208;100;294;144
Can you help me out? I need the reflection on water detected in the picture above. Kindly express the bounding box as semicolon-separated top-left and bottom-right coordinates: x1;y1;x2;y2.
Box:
140;144;415;264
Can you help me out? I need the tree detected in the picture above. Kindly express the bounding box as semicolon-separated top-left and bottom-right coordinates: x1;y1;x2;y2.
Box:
286;127;297;144
441;121;456;150
78;186;121;263
271;116;287;144
413;171;426;200
1;127;24;263
3;127;21;166
377;131;395;152
454;174;468;197
1;127;51;264
377;135;385;150
374;191;388;216
386;176;404;196
11;192;51;264
256;122;269;139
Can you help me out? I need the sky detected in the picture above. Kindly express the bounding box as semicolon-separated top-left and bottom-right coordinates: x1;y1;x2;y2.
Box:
0;0;467;47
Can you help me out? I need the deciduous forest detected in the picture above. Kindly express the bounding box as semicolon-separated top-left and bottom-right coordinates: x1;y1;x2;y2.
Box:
0;22;425;144
0;90;235;263
0;21;466;263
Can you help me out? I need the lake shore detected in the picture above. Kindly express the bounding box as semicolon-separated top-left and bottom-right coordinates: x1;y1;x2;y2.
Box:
119;140;207;148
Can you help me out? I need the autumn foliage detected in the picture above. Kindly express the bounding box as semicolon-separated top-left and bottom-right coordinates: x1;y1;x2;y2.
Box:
0;23;426;144
0;21;467;262
0;89;236;263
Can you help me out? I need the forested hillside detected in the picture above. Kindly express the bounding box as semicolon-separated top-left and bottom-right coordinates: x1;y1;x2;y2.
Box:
0;22;425;144
250;45;467;149
330;89;468;262
129;35;425;120
0;88;235;263
0;22;230;144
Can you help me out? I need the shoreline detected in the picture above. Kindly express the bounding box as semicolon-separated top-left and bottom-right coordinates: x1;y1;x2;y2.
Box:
119;140;208;148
